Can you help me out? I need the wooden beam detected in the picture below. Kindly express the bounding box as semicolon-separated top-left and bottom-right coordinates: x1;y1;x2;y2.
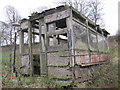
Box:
20;29;39;35
19;29;24;56
28;21;33;76
47;44;68;52
44;10;69;23
66;8;75;81
66;11;75;67
40;23;48;76
46;28;68;37
39;19;42;75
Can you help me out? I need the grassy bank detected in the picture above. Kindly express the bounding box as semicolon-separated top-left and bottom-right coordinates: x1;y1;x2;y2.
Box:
2;35;119;88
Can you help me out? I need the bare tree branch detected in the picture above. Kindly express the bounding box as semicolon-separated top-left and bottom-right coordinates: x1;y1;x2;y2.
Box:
5;5;21;45
55;0;104;28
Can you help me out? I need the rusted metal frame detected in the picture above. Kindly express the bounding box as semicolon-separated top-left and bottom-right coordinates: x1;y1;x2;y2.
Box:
46;28;68;37
28;20;33;76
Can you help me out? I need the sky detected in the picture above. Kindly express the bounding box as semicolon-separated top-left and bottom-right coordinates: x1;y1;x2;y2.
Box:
0;0;119;35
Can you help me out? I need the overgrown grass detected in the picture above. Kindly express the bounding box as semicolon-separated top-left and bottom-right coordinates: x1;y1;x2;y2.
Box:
85;43;119;88
2;36;119;88
86;63;118;88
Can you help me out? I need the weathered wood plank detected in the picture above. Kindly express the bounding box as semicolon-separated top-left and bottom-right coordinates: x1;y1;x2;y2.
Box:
48;66;72;79
21;54;30;75
45;10;69;23
39;19;42;75
28;21;33;76
40;23;48;76
47;51;69;66
19;30;24;56
46;28;68;37
66;11;74;67
47;44;68;52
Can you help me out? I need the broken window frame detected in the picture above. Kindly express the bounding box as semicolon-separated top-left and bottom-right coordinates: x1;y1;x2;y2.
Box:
103;36;109;53
47;18;68;48
88;29;98;51
98;34;104;52
72;20;88;50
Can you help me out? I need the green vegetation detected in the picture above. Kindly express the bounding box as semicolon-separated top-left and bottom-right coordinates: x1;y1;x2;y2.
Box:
1;35;119;88
57;50;66;55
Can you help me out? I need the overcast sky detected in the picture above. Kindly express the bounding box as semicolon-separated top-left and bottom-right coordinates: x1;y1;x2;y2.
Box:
0;0;119;35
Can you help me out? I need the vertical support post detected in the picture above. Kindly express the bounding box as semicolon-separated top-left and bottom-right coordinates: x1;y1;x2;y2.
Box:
66;8;75;67
39;20;48;76
39;19;42;75
86;20;91;62
32;28;35;44
66;8;75;81
43;23;48;76
13;32;17;76
53;23;57;45
19;29;24;56
28;21;33;76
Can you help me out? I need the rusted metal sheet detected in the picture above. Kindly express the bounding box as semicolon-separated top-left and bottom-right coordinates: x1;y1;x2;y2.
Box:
90;53;99;63
75;50;90;65
21;54;30;74
48;66;71;79
75;55;90;65
45;10;69;23
47;51;69;66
